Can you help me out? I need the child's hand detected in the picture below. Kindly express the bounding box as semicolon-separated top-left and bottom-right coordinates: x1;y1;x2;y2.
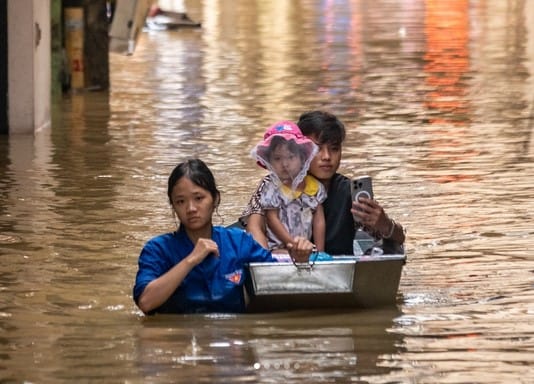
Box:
286;237;314;263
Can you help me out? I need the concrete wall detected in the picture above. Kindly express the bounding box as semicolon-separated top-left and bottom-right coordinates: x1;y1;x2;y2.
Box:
7;0;51;134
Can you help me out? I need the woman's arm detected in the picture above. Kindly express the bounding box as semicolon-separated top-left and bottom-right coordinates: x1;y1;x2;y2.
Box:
137;238;218;314
312;204;326;252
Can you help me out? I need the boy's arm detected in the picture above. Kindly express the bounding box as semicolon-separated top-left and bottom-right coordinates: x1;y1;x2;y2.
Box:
247;213;268;248
241;176;270;248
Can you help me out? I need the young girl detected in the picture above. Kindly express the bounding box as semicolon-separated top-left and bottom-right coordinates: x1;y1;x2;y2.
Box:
251;121;327;253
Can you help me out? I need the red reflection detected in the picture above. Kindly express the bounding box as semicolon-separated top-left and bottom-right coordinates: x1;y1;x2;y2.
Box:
424;0;470;122
424;0;480;183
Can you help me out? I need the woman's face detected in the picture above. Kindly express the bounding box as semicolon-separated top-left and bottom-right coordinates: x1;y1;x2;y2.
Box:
270;143;303;186
307;136;342;186
170;177;215;231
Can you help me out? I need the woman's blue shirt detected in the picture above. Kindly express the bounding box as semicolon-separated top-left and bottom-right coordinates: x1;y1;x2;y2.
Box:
133;226;274;314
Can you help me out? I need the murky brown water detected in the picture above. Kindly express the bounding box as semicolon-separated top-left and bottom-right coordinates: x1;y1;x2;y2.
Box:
1;0;534;382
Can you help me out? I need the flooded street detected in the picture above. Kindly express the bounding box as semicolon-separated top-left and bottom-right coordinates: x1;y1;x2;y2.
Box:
1;0;534;382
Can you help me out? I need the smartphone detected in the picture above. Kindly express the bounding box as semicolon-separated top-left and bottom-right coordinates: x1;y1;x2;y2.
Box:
351;176;373;223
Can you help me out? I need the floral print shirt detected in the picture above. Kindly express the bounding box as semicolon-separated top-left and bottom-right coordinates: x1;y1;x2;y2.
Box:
260;175;326;250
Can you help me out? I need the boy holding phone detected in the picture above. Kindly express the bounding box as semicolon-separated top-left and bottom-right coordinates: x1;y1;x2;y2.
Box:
241;110;405;255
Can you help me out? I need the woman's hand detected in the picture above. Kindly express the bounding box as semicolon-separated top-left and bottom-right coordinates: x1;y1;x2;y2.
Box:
188;238;219;265
286;236;314;263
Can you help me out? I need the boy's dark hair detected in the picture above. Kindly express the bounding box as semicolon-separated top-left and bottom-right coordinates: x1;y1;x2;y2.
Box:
297;111;346;145
167;159;220;205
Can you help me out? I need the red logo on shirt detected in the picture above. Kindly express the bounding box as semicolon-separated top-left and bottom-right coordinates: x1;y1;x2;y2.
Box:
225;270;242;284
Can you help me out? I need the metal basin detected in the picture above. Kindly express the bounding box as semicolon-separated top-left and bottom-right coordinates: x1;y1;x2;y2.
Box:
245;255;406;312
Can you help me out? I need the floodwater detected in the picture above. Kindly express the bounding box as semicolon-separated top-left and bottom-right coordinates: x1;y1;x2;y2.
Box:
1;0;534;382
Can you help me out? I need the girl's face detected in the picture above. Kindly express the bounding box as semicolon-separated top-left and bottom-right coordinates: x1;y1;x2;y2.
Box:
270;143;303;186
170;176;215;232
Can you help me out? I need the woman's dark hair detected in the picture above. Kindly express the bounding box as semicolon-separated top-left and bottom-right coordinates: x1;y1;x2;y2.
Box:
167;159;220;205
297;110;346;145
